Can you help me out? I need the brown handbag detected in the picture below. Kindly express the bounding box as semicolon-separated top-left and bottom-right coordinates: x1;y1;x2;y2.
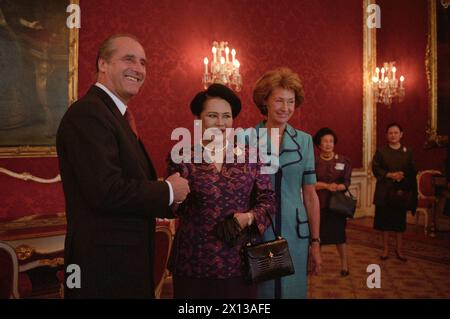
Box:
243;211;295;283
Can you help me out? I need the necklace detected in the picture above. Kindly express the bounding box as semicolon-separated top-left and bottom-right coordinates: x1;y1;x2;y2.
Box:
320;152;334;161
202;140;229;163
202;140;229;153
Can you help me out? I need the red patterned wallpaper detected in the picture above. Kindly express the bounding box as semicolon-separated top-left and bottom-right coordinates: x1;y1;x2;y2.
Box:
1;0;364;220
0;158;64;220
77;0;364;173
376;0;447;171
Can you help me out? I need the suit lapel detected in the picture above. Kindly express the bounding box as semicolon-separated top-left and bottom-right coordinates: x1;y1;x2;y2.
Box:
88;86;155;179
138;139;158;180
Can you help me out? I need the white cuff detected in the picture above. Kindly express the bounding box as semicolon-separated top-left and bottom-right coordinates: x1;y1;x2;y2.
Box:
165;181;174;205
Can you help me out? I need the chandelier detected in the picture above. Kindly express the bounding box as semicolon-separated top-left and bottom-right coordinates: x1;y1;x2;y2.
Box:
202;41;242;91
371;62;405;106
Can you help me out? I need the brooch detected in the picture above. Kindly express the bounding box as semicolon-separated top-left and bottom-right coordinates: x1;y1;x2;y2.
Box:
233;146;243;156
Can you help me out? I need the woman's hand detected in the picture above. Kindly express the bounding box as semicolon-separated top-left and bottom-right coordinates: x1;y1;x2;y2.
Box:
336;184;347;191
309;243;322;275
327;183;339;192
216;215;242;247
233;211;254;229
397;171;405;181
387;171;404;182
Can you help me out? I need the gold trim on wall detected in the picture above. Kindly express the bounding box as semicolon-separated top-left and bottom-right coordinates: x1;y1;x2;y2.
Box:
425;0;449;148
361;0;377;175
0;0;79;158
0;167;61;183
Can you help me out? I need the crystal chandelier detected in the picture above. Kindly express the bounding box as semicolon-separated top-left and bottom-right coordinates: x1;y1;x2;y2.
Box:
371;62;405;106
202;41;242;91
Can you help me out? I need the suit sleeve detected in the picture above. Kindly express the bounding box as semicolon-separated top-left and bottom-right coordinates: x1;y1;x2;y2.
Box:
58;111;171;218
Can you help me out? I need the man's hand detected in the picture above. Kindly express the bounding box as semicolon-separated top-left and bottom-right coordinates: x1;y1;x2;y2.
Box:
166;172;190;204
308;243;322;275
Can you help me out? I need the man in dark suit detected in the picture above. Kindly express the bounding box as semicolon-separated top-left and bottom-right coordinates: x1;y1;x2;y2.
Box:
56;34;190;298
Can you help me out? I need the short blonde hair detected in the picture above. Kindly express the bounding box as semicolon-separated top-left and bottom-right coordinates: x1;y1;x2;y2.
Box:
253;67;305;116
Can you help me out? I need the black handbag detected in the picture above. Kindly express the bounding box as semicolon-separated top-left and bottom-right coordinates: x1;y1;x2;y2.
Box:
328;188;357;218
243;211;295;283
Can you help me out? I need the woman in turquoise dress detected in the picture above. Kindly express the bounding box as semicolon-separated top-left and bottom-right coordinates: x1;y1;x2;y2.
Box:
247;67;322;298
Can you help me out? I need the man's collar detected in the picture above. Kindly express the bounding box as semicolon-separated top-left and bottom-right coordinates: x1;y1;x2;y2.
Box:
95;82;127;115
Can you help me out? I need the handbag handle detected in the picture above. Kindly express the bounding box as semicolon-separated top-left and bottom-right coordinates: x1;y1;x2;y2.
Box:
344;187;356;199
246;209;281;244
264;209;281;240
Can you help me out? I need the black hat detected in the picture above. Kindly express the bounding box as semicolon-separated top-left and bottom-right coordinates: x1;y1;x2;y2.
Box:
190;84;241;118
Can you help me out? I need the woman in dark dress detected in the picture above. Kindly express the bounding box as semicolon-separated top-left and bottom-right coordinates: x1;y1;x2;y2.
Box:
313;128;352;276
167;84;276;298
372;123;417;262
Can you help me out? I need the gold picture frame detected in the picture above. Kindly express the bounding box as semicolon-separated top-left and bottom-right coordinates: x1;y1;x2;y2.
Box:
0;0;78;158
425;0;449;148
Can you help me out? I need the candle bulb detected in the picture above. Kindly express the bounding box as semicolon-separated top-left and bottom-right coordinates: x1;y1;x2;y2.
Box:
225;47;230;63
375;67;380;81
400;75;404;88
212;46;217;63
220;57;225;74
392;66;396;80
231;49;236;63
381;67;385;81
204;57;208;75
234;59;240;75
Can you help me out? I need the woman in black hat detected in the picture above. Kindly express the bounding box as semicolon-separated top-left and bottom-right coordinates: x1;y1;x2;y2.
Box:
166;84;276;298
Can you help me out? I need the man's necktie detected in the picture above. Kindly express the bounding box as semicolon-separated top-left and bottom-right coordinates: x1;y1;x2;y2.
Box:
124;109;139;138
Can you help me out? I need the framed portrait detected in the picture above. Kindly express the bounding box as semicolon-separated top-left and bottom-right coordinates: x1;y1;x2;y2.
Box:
426;0;450;148
0;0;78;157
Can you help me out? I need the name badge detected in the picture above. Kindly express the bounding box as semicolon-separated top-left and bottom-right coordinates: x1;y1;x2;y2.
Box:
335;163;345;171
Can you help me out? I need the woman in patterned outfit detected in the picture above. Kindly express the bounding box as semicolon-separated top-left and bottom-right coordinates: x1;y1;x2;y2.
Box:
167;84;276;299
251;67;322;299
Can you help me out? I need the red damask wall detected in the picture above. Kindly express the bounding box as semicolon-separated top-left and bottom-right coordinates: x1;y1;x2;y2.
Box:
77;0;363;173
376;0;447;171
0;0;375;220
0;157;64;220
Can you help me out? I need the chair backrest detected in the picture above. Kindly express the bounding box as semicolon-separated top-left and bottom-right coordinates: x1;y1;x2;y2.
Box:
417;170;442;198
0;241;20;299
154;223;173;299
